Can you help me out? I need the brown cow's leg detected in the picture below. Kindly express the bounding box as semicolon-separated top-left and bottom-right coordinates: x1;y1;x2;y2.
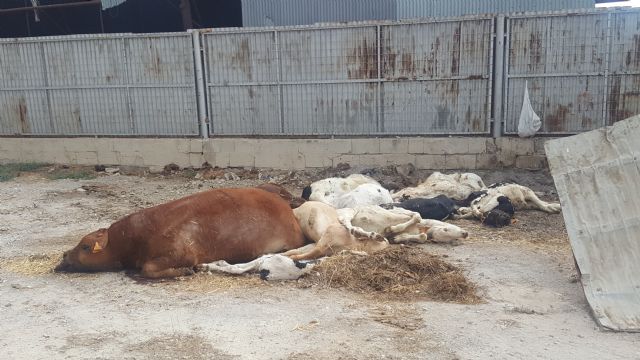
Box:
288;243;331;261
140;257;195;278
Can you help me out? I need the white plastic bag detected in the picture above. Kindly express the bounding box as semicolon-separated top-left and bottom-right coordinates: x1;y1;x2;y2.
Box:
517;81;541;138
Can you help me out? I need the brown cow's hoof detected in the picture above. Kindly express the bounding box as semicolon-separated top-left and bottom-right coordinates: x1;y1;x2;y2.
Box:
193;264;209;273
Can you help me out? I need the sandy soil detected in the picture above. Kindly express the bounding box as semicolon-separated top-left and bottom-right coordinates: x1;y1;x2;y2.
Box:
1;168;639;360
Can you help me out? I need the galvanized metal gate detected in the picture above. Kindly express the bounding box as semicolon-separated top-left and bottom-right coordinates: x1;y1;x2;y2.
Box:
502;10;640;134
201;17;494;136
0;33;199;136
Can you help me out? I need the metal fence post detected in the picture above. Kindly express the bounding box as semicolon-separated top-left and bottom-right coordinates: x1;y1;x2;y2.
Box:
191;29;209;139
492;15;506;138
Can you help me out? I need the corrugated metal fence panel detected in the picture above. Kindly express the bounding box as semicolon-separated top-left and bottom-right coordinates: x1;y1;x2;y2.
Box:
242;0;396;27
203;31;281;135
396;0;594;19
203;17;493;135
0;33;199;136
279;26;378;82
607;11;640;125
546;115;640;331
380;19;492;133
279;26;379;135
504;13;610;134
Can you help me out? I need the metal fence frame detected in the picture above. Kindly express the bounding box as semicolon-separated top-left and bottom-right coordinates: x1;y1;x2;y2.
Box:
500;9;640;135
0;32;200;136
1;9;640;138
200;15;495;136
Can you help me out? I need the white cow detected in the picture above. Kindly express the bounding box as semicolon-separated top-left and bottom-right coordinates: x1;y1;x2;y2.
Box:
283;201;389;261
302;174;380;203
392;172;486;201
331;183;393;209
482;184;561;213
337;205;469;244
195;254;317;281
302;174;392;209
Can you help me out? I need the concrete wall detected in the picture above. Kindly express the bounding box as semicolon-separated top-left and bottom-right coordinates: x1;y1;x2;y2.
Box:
0;137;552;171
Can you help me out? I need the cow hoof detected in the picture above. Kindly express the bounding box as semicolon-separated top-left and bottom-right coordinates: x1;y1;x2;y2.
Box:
193;264;209;273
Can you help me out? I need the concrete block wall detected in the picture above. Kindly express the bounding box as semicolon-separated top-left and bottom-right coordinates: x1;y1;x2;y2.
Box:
0;137;552;171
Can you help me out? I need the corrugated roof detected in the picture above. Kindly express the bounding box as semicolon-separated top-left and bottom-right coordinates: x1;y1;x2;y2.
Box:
241;0;595;27
101;0;128;10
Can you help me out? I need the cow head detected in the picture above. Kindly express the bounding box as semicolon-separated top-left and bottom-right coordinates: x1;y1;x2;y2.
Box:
301;185;312;200
420;224;469;243
55;228;122;273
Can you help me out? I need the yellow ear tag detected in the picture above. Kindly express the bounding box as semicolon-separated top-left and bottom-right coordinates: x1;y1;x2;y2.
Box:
92;242;103;253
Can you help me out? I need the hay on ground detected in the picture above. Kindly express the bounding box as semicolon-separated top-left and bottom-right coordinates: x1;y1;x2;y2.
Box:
0;254;62;275
299;246;480;303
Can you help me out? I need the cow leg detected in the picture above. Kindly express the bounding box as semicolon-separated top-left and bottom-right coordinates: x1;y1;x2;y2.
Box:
282;243;316;257
390;233;428;244
141;257;195;279
287;243;331;261
195;258;261;275
384;213;421;236
523;190;561;213
338;210;384;241
452;207;474;219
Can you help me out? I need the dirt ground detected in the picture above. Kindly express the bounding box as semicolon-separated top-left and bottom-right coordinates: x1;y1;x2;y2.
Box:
1;166;639;360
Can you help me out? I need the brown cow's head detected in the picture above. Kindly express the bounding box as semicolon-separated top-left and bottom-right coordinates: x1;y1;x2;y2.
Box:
55;228;122;273
256;183;306;209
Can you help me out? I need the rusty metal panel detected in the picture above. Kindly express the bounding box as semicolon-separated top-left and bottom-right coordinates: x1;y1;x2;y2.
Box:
129;87;199;135
610;11;640;74
0;91;50;135
282;83;379;135
126;36;196;87
607;75;640;125
381;19;492;79
504;13;610;134
382;79;489;134
546;115;640;331
0;42;46;89
208;86;281;135
505;76;605;133
42;39;127;87
507;14;608;76
0;33;199;136
279;26;378;81
203;31;278;84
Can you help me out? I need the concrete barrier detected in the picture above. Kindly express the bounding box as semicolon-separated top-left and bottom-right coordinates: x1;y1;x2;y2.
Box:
0;137;551;171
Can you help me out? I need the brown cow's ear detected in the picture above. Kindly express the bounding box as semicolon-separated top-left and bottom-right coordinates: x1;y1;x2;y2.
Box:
92;228;109;253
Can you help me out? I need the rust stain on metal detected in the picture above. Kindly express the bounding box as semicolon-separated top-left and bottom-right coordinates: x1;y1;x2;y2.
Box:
232;38;253;81
528;32;543;71
17;97;30;133
145;45;163;77
451;24;461;76
73;106;82;130
347;38;377;79
625;34;640;68
607;77;628;124
466;75;483;80
400;53;413;77
546;105;570;132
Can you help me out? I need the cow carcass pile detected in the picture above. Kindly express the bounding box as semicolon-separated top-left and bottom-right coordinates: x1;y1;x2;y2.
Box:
52;171;561;299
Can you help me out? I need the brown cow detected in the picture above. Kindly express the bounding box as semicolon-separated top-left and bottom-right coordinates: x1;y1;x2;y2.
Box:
55;188;306;278
255;183;306;209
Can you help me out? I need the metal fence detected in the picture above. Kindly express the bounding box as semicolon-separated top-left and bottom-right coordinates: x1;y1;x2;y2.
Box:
1;9;640;137
503;10;640;134
202;17;494;135
0;32;199;136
